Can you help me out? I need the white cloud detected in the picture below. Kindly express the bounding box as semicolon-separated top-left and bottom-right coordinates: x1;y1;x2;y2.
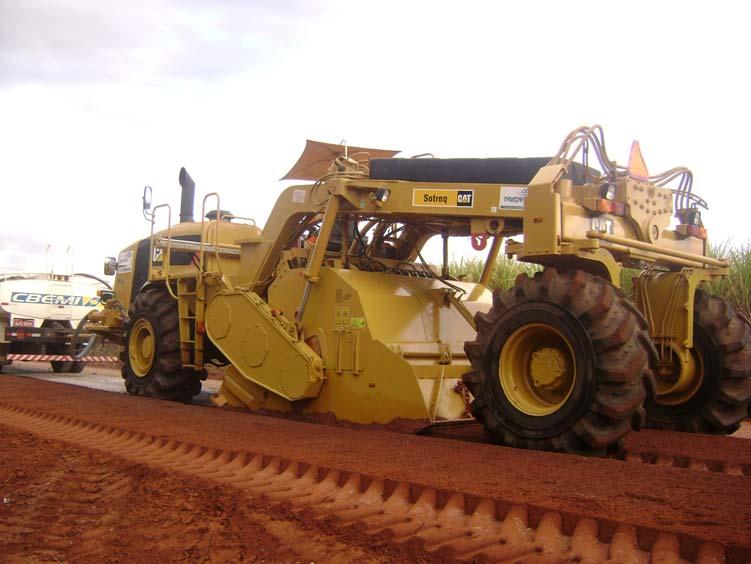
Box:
0;0;749;276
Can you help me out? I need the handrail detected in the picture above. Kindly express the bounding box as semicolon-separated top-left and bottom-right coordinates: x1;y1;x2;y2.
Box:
149;203;177;299
152;238;240;254
584;230;728;268
200;193;223;282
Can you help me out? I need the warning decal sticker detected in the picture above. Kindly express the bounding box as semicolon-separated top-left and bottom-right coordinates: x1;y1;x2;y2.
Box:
499;186;528;210
117;250;133;273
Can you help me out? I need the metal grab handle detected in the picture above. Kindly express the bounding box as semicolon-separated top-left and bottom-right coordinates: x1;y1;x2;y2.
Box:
200;193;224;280
150;203;177;299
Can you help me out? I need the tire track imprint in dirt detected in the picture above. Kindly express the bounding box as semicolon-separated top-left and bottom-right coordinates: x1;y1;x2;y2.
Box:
617;450;750;476
0;426;400;563
0;403;742;564
423;422;751;476
0;452;133;561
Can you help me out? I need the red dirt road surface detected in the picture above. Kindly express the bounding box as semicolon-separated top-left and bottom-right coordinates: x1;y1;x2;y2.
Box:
0;373;750;563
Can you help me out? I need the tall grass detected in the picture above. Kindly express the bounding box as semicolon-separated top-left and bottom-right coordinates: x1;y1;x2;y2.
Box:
707;241;751;320
450;241;751;319
449;256;539;291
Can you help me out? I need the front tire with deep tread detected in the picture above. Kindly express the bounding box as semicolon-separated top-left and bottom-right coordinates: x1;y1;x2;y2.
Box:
122;286;202;402
645;291;751;434
463;268;655;456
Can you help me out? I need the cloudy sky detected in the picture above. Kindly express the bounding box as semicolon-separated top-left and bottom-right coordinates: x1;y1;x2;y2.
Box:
1;0;749;276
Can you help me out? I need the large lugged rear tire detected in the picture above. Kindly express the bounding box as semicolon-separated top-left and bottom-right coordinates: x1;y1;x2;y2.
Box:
645;291;751;434
122;286;202;402
463;268;656;456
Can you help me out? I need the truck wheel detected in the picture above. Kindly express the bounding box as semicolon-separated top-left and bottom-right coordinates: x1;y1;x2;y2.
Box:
47;321;74;373
51;360;85;373
122;286;202;402
51;360;74;373
645;291;751;434
463;268;655;456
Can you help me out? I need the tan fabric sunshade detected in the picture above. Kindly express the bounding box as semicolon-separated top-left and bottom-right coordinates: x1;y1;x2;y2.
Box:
281;140;400;181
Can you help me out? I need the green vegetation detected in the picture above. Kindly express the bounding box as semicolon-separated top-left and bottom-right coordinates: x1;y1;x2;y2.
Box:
707;241;751;320
449;256;540;291
450;241;751;320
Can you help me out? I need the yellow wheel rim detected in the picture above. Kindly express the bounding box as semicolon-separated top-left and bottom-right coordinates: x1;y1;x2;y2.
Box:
128;318;155;378
654;343;703;406
499;323;576;416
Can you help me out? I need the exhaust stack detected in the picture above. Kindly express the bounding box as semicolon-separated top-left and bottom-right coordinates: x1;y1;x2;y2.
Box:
178;167;195;223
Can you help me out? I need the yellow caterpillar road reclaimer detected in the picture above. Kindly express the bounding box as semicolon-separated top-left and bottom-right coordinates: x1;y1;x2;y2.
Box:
87;127;751;455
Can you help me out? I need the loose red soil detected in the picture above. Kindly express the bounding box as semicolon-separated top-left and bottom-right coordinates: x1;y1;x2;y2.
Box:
0;427;295;562
0;424;445;563
0;374;749;561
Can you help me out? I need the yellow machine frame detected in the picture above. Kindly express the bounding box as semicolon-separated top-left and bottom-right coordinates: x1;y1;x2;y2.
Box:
89;127;729;427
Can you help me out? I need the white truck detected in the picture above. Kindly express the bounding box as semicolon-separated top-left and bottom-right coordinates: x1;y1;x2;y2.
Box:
0;272;109;373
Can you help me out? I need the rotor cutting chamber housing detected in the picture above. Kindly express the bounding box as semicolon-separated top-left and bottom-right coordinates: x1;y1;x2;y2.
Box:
212;252;493;424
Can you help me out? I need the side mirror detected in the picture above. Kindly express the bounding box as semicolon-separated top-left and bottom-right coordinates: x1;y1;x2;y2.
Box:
142;185;153;214
103;257;117;276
